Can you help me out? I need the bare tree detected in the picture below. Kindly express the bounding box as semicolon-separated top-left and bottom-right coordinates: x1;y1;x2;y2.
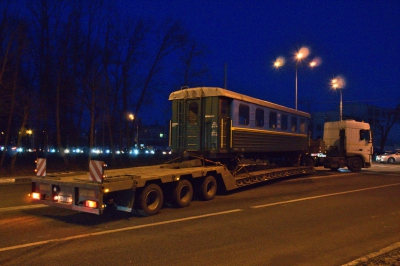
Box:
5;20;30;172
0;3;30;170
177;38;210;87
374;103;400;151
27;0;65;154
129;19;188;149
112;18;151;152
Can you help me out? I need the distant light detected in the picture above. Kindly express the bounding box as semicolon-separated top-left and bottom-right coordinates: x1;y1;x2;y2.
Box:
91;148;101;154
160;133;164;138
309;57;322;68
273;56;285;68
65;149;70;154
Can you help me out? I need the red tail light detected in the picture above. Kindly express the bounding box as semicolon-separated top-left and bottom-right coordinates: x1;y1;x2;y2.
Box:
85;200;98;208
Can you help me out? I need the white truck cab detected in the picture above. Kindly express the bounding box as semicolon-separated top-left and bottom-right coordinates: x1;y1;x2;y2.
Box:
322;120;373;171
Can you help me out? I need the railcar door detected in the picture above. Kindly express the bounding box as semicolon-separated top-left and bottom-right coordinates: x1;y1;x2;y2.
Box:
219;99;230;151
185;100;201;151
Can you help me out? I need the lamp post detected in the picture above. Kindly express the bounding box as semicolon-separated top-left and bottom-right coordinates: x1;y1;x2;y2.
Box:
331;76;346;121
274;46;320;110
26;129;33;150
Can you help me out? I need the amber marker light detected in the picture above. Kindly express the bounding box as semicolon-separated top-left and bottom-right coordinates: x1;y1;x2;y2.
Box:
32;192;41;200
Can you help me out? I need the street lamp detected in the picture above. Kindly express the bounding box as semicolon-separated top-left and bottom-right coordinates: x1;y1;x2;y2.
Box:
274;46;320;110
128;113;139;148
331;76;346;121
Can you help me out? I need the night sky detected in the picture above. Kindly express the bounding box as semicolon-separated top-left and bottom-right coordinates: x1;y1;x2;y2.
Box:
121;0;400;120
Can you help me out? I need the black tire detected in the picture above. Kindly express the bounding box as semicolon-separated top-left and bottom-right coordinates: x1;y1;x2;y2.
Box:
198;175;217;201
135;184;163;216
387;157;395;164
172;179;193;208
348;157;362;172
303;156;315;167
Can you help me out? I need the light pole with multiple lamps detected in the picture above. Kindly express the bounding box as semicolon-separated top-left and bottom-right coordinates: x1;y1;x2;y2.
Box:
274;46;321;110
331;76;346;121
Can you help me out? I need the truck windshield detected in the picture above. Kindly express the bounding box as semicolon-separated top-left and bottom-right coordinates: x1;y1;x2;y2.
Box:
360;129;371;142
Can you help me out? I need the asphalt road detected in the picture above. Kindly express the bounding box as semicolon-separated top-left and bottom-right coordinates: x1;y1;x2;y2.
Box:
0;164;399;266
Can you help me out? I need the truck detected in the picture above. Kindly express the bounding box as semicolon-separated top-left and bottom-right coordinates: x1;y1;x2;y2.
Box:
30;87;372;216
310;120;373;172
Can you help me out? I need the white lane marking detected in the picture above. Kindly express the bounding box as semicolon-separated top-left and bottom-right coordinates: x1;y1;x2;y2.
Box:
0;205;47;212
0;209;242;252
289;173;357;181
252;183;400;209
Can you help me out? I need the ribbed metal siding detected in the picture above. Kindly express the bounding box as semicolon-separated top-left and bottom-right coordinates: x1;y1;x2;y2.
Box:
231;129;308;152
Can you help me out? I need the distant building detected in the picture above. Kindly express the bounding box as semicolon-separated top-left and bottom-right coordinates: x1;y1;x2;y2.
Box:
138;124;168;148
311;103;400;151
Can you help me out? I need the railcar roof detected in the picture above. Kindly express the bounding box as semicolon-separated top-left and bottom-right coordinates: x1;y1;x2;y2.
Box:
169;87;310;118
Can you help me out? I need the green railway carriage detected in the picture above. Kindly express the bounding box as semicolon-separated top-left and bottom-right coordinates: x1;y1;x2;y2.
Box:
169;87;311;161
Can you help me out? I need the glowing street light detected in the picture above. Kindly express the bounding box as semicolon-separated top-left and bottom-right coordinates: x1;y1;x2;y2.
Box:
331;75;346;120
273;46;321;110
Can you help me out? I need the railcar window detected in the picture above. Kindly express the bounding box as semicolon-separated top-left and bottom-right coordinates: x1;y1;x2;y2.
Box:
255;108;264;127
281;114;288;130
269;111;277;129
239;104;249;125
300;118;306;133
291;117;297;132
188;102;198;124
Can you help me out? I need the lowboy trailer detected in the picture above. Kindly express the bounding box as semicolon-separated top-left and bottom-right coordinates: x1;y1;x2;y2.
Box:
31;159;314;216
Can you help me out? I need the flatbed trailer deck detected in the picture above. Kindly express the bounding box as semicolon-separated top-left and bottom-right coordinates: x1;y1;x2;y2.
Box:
31;160;314;216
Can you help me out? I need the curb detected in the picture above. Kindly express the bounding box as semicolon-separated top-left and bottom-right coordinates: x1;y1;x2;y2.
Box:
0;177;32;184
342;242;400;265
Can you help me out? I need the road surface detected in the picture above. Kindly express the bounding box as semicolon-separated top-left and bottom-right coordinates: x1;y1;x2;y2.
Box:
0;164;399;265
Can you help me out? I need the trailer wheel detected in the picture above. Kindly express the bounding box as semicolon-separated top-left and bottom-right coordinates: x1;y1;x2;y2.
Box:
199;175;217;201
172;179;193;208
303;156;315;167
136;184;163;216
348;157;362;172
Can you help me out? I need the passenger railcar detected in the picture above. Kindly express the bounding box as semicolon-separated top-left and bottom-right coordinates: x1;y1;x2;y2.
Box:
169;87;311;164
